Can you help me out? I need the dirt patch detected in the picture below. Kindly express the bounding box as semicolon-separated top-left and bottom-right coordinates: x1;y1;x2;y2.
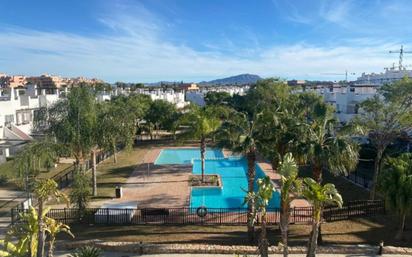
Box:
189;174;220;187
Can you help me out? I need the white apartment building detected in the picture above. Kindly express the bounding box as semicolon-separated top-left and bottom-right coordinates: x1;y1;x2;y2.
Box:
303;83;378;123
0;85;62;163
135;88;189;109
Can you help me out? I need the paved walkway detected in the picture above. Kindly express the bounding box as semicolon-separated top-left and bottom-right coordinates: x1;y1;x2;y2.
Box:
55;251;408;257
257;162;310;208
102;148;192;208
0;188;26;238
101;146;310;209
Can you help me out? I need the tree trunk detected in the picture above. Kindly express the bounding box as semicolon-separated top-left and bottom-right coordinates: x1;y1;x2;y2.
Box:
200;137;206;184
306;208;321;257
113;142;117;164
92;150;97;197
260;212;269;257
370;148;384;200
280;200;290;257
395;212;406;240
37;200;45;257
47;238;55;257
247;150;256;242
312;161;322;183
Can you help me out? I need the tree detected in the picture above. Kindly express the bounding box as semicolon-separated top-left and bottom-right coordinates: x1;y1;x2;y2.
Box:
216;111;260;242
204;91;231;106
97;97;136;164
379;153;412;240
34;86;97;172
33;179;68;257
278;153;302;257
14;138;60;198
353;93;412;199
300;94;359;183
69;172;91;214
144;99;178;140
243;176;274;257
302;178;343;257
2;206;39;257
45;218;74;257
180;105;221;183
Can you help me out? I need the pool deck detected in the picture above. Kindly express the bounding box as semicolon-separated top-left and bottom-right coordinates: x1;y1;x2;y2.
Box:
104;146;309;209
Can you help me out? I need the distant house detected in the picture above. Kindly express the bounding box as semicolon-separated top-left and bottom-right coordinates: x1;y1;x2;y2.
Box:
179;83;199;91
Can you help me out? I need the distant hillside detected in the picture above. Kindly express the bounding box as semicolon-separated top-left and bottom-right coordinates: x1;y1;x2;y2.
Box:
201;74;262;85
144;74;262;87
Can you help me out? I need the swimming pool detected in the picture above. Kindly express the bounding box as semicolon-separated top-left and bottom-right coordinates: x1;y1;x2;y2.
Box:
191;158;280;209
155;148;280;209
154;148;224;165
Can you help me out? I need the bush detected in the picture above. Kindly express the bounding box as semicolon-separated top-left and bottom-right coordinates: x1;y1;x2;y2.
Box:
70;246;102;257
0;174;8;185
70;172;92;212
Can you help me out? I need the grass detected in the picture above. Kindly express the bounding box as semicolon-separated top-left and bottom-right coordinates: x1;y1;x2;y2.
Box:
64;215;412;247
0;159;72;190
92;147;146;199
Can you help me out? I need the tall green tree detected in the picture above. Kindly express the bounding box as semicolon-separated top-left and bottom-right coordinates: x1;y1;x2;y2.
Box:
278;153;302;257
302;178;343;257
300;94;359;183
144;99;178;140
180;105;221;183
216;111;260;242
379;153;412;240
243;176;274;257
353;93;412;199
34;86;97;171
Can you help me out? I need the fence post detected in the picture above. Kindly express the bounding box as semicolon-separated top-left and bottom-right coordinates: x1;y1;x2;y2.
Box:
10;208;14;225
106;208;109;224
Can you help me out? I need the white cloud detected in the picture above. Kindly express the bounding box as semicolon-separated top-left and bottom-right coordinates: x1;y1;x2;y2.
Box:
0;2;406;82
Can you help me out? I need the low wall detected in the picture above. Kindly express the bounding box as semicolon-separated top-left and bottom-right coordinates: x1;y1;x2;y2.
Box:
59;240;412;255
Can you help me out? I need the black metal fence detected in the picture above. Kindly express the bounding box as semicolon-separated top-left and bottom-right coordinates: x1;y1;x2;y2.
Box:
11;200;385;226
323;200;385;221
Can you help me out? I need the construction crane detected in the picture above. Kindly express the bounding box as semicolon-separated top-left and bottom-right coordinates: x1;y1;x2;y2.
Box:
321;70;356;82
389;45;412;70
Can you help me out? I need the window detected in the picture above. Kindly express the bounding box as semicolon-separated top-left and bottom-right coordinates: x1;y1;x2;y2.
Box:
5;114;14;124
350;88;355;92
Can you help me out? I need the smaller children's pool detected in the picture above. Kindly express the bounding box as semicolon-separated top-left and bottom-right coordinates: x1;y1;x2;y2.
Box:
154;148;224;165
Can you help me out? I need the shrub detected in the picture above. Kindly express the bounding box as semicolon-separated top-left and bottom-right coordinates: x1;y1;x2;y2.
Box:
70;246;102;257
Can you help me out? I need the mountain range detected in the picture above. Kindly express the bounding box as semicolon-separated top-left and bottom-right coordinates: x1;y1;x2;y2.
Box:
199;74;262;85
145;74;262;86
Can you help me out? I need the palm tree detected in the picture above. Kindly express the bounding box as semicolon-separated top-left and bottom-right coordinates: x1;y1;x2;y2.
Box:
302;178;343;257
216;111;260;242
278;153;302;257
300;95;359;183
3;206;39;257
181;105;221;183
379;153;412;240
33;179;68;257
45;218;74;257
244;176;274;257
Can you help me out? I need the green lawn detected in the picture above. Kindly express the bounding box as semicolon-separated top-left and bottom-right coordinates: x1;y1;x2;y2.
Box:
64;214;412;247
90;147;146;199
0;159;73;190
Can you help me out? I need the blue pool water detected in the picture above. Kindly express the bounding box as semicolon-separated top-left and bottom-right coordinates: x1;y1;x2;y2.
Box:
191;158;280;209
154;148;224;165
155;148;280;209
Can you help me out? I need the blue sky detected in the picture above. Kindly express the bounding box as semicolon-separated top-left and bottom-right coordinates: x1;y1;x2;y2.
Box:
1;0;412;82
